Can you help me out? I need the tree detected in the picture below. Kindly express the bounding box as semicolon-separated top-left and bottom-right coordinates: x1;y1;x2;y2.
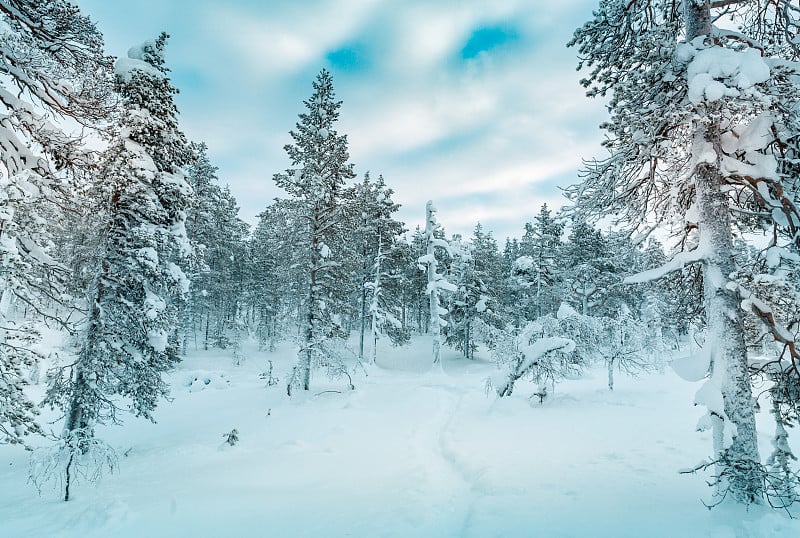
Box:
419;201;456;367
446;224;505;359
273;69;356;394
559;220;617;316
517;205;564;319
248;200;305;352
43;34;192;500
344;172;404;361
184;142;249;352
364;237;408;364
0;1;111;446
569;0;800;504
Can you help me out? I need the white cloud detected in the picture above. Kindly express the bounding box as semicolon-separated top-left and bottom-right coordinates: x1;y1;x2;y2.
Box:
76;0;606;241
207;1;379;78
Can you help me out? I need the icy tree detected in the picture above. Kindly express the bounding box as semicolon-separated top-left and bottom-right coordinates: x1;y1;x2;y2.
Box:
0;1;111;446
446;225;505;359
364;238;406;364
42;35;192;500
570;0;800;503
274;70;356;395
345;172;404;361
419;201;456;367
603;309;662;391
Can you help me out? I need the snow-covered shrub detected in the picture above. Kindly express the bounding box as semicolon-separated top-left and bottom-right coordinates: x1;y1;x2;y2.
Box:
29;430;117;501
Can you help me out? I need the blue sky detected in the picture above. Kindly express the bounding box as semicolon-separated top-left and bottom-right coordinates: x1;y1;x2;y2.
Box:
75;0;606;241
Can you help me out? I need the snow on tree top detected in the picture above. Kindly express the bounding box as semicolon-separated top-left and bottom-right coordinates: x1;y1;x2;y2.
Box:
114;40;164;81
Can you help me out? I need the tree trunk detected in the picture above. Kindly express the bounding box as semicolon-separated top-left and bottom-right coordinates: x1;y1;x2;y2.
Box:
696;155;762;502
682;0;762;504
359;270;366;361
607;356;615;391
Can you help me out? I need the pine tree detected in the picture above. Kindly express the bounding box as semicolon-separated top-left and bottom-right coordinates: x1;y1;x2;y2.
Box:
43;34;192;500
569;0;800;504
0;1;111;446
274;69;356;394
559;221;615;316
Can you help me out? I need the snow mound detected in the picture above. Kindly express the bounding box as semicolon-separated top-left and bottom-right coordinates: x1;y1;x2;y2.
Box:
183;371;230;392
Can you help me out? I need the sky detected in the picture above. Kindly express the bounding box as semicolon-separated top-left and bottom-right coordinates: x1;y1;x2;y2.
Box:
75;0;608;241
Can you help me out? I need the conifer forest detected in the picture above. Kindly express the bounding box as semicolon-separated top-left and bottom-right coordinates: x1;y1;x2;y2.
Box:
2;1;800;536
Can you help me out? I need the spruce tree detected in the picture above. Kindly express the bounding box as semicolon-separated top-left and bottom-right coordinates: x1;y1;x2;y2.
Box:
273;69;356;394
43;34;192;500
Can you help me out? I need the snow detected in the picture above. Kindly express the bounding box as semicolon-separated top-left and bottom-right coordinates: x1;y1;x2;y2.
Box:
556;301;579;319
2;338;800;536
624;239;710;284
671;346;711;382
694;379;725;417
685;45;770;105
114;41;164;82
766;246;800;269
517;335;575;375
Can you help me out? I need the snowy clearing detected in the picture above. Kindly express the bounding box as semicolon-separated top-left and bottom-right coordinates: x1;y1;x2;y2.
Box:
2;337;798;538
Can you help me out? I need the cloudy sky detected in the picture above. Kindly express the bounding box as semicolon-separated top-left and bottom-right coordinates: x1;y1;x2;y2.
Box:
75;0;607;241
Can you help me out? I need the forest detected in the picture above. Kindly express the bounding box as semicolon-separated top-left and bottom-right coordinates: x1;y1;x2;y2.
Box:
2;1;800;536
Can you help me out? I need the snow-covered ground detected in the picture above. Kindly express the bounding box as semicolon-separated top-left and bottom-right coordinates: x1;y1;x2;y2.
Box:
2;337;799;537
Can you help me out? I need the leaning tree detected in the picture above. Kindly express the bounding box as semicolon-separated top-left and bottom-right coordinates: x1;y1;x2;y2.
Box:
569;0;800;504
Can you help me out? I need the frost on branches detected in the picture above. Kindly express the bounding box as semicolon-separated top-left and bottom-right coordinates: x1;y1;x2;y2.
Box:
0;1;111;446
570;0;800;505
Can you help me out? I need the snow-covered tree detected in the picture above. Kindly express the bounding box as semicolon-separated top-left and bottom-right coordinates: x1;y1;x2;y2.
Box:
248;200;305;352
492;305;591;400
765;371;800;509
184;142;249;351
569;0;800;504
43;34;192;500
517;205;564;319
446;224;505;359
558;220;622;316
344;172;405;361
364;237;408;364
274;69;356;394
419;201;456;367
603;308;662;391
0;1;111;446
